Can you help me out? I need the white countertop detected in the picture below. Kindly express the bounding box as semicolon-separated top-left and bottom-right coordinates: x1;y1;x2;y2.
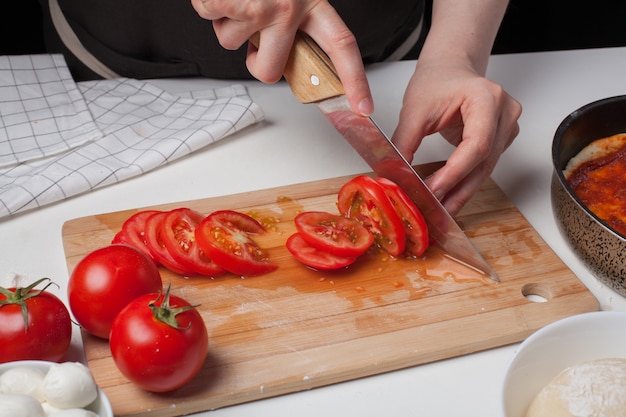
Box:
3;46;626;416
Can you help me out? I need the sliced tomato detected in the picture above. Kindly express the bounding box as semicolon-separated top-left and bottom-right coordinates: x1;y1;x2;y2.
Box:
160;208;225;277
337;175;406;256
112;210;162;264
375;177;430;256
144;211;197;276
294;211;373;257
286;233;356;270
194;210;278;276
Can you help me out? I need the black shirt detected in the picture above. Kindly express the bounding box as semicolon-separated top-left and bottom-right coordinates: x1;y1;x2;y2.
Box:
40;0;426;81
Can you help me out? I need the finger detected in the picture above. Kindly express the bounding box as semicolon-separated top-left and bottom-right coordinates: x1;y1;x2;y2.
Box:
301;6;373;116
391;101;432;162
246;26;297;83
439;116;519;217
427;92;502;200
212;17;257;50
430;93;521;209
438;154;496;216
190;0;219;20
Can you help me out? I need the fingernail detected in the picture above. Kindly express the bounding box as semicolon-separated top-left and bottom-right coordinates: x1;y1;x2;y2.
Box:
358;98;374;116
429;182;445;200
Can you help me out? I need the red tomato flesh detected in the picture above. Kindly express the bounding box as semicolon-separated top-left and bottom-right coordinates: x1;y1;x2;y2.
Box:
144;211;198;276
160;208;225;277
286;233;357;270
194;210;277;276
375;177;429;256
111;210;162;264
294;211;373;257
337;175;406;256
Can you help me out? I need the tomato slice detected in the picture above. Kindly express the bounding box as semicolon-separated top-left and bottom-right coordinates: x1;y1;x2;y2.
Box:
375;177;430;256
112;210;162;264
294;211;373;257
286;233;356;270
144;211;198;276
337;175;406;256
160;208;226;277
194;210;278;276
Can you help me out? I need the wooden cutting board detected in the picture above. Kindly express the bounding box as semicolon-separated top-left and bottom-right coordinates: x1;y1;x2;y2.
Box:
62;163;599;417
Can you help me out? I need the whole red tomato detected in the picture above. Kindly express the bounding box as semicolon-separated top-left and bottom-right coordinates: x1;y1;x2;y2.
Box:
109;286;208;392
0;278;72;363
68;244;163;339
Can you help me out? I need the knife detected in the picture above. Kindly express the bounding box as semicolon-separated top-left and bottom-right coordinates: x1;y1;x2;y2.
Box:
251;32;498;281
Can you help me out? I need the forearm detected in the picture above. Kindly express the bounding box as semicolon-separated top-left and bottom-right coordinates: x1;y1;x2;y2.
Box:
419;0;509;74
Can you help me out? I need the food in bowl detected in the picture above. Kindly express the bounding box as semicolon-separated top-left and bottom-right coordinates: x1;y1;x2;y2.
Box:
501;311;626;417
551;95;626;296
563;132;626;237
0;361;112;417
525;357;626;416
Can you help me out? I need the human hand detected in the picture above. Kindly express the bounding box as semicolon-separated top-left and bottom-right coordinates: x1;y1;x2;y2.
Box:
392;59;522;216
190;0;374;115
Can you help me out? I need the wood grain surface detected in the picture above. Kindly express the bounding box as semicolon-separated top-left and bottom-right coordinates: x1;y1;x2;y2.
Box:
62;164;600;417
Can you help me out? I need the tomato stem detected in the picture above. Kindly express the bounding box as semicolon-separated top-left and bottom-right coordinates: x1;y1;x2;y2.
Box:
149;284;199;330
0;277;58;332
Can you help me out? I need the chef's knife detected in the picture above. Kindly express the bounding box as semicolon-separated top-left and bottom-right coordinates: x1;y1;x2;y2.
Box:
252;32;498;281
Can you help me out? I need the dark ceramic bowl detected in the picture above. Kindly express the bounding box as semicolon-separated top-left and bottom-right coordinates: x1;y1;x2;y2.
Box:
551;95;626;296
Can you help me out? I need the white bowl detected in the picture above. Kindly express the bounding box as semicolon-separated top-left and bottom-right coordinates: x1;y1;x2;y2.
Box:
0;360;113;417
501;311;626;417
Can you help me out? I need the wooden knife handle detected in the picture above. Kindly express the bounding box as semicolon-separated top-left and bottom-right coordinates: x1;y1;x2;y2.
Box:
249;31;345;103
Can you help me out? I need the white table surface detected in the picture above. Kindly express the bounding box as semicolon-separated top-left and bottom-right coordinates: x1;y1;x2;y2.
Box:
3;46;626;416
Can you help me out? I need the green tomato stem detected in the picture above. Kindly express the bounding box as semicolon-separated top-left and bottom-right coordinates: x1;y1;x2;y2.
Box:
0;277;58;332
149;284;199;330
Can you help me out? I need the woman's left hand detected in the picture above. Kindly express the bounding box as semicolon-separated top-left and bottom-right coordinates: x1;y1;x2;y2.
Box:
392;59;522;216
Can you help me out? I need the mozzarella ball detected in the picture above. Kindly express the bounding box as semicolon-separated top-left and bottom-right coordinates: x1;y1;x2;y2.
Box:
41;401;63;415
0;393;45;417
0;366;46;401
42;363;98;409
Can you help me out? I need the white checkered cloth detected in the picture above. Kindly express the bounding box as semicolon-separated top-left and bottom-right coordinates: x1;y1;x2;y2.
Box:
0;55;264;218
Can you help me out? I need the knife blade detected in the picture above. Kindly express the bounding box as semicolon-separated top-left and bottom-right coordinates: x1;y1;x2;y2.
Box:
253;32;498;281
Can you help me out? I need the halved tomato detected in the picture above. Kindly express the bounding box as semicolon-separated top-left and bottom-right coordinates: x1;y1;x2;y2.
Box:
294;211;373;257
112;210;162;264
375;177;429;256
286;233;356;270
144;212;197;276
160;208;225;277
337;175;406;256
194;210;277;276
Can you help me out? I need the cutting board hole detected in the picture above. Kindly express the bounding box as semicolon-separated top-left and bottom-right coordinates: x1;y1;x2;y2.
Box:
521;283;552;303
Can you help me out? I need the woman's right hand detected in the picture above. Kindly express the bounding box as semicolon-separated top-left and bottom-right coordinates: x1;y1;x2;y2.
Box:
190;0;374;115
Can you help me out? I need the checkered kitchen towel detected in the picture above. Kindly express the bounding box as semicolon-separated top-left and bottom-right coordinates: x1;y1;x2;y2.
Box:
0;54;264;218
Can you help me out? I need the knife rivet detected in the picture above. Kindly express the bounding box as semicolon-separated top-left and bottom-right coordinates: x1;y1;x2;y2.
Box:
310;75;320;86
